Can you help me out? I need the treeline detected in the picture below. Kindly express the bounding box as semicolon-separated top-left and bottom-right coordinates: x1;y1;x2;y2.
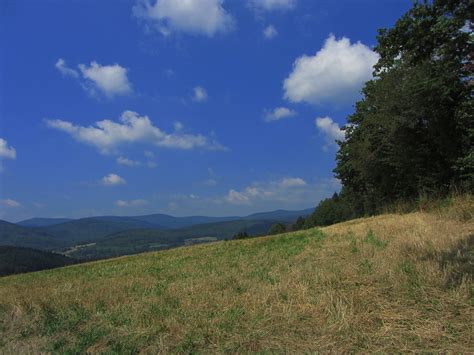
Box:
0;246;77;277
233;218;308;239
305;0;473;227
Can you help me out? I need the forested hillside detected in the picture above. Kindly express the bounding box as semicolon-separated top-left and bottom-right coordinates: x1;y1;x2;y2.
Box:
0;220;60;250
0;246;76;276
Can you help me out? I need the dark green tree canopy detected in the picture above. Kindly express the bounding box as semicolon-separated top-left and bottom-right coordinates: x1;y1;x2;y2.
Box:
291;216;306;231
233;231;249;240
334;0;473;211
268;223;286;235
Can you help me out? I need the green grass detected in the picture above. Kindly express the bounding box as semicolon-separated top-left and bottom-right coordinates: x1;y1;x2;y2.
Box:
0;204;473;352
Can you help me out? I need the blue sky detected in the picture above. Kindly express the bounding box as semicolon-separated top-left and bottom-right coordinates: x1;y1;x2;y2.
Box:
0;0;411;222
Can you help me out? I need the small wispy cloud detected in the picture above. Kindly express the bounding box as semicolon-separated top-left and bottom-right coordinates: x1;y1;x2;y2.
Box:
263;25;278;39
101;173;126;186
264;107;297;122
117;156;141;167
315;116;345;150
192;86;208;102
174;121;184;131
55;58;79;78
249;0;297;11
0;138;16;159
1;198;21;208
116;199;148;207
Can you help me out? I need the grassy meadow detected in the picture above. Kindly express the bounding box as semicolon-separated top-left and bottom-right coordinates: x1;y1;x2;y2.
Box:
0;196;473;353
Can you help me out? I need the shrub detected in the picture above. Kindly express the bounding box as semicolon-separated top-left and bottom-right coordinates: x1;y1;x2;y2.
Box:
268;223;286;235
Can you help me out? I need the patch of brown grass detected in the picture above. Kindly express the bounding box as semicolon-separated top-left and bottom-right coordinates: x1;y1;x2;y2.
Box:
0;197;473;352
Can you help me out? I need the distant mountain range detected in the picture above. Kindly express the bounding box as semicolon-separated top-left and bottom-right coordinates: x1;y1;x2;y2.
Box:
68;219;281;260
0;220;59;250
17;217;75;227
1;208;314;262
17;208;314;228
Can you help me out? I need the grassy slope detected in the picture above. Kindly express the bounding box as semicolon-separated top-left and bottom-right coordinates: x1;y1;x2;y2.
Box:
0;198;472;352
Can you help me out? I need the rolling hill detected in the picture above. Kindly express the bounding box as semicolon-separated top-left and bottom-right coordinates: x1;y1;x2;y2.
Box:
128;214;239;229
17;217;75;227
0;220;61;250
129;208;313;228
37;217;161;246
65;218;278;259
1;218;160;251
243;208;314;221
3;209;313;258
0;197;472;352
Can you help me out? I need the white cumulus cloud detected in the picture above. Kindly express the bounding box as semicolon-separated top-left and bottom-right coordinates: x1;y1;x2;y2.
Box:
1;198;21;208
263;25;278;39
226;177;307;205
45;110;226;154
249;0;296;11
133;0;234;37
279;177;306;188
102;173;126;186
192;86;208;102
79;61;132;98
264;107;297;122
55;59;132;98
283;34;379;105
0;138;16;159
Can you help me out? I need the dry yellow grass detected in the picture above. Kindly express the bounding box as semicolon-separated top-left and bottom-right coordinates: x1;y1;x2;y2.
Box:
0;196;473;353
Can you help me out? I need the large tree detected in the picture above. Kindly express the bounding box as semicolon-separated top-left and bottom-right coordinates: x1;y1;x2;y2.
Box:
335;0;473;210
